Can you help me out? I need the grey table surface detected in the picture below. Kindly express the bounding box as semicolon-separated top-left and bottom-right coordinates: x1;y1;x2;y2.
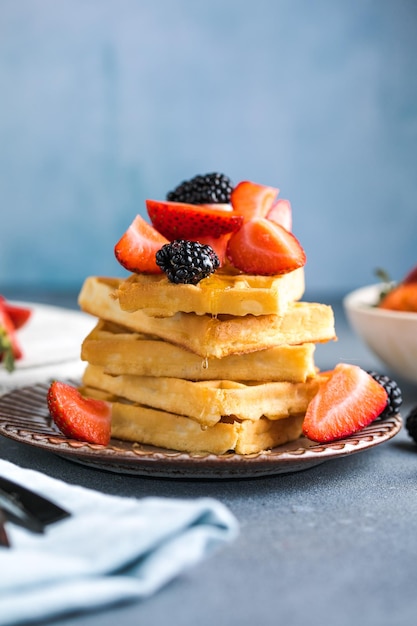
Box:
1;290;417;626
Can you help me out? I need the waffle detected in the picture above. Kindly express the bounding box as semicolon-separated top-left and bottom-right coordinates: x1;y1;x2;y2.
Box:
114;267;305;317
82;364;328;428
78;276;336;358
81;320;317;382
82;385;305;455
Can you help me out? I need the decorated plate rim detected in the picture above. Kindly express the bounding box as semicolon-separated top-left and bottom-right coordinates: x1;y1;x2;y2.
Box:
0;382;402;479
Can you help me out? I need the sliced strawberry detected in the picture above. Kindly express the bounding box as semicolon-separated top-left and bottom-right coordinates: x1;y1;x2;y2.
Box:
379;283;417;312
230;181;278;221
114;215;168;274
266;199;292;231
0;303;23;371
47;381;112;445
302;363;388;443
196;234;231;266
0;298;32;330
146;200;243;240
226;217;306;275
403;263;417;284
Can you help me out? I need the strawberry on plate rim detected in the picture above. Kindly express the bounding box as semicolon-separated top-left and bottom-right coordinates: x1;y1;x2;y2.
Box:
47;381;112;446
302;363;389;443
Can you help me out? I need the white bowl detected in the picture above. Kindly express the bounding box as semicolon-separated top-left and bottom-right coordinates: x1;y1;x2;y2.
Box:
343;283;417;384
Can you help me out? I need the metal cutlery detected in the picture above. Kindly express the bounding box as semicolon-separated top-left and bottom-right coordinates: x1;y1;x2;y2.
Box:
0;475;70;548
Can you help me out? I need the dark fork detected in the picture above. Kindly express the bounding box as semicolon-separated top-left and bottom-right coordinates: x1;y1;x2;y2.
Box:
0;476;70;548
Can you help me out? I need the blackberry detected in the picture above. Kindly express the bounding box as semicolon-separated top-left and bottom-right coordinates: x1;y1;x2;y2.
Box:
405;406;417;444
367;371;402;418
166;173;233;205
155;240;220;285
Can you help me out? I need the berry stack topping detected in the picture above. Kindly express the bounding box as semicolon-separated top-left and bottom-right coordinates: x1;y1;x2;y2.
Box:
405;406;417;444
114;175;306;277
156;240;220;285
367;371;402;418
167;173;233;205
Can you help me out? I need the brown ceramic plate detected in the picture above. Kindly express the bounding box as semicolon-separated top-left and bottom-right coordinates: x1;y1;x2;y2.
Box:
0;383;402;479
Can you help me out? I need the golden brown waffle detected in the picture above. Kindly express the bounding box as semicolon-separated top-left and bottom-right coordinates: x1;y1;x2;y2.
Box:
78;277;336;358
82;385;305;455
82;320;317;382
82;364;328;427
115;267;305;317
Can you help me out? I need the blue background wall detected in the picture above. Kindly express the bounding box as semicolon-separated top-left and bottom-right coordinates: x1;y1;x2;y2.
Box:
1;0;416;296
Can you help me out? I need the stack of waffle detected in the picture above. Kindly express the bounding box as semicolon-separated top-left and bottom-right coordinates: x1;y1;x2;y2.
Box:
78;266;336;455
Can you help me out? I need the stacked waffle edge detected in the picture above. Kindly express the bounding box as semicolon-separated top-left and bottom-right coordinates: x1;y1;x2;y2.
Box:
78;267;336;455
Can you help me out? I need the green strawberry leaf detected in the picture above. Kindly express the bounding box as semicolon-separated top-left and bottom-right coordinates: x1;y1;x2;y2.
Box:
374;267;396;305
0;326;15;373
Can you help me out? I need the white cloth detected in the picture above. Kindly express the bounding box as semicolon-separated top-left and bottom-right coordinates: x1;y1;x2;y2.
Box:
0;460;238;625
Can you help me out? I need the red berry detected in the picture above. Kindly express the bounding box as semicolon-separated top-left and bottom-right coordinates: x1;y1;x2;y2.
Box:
379;283;417;312
302;364;388;443
47;381;112;445
0;302;23;366
146;200;243;240
266;198;292;231
230;181;278;221
226;217;306;275
403;263;417;284
196;234;231;266
114;215;168;274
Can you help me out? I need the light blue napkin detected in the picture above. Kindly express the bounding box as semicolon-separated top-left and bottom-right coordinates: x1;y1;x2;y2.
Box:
0;459;238;625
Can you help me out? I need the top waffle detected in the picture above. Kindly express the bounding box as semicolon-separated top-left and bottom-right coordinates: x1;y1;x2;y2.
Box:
78;276;336;359
114;266;305;317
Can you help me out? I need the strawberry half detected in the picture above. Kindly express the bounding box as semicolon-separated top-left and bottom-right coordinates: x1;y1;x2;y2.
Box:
403;263;417;285
0;303;23;372
47;381;112;445
379;283;417;312
226;217;306;275
266;199;292;231
197;234;231;266
302;363;388;443
230;181;278;221
146;200;243;241
0;298;32;330
114;215;168;274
